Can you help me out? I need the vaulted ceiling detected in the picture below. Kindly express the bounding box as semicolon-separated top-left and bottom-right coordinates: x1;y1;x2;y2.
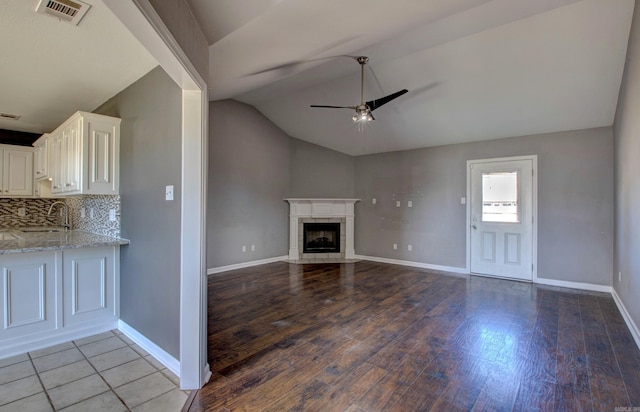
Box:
0;1;634;155
188;0;634;155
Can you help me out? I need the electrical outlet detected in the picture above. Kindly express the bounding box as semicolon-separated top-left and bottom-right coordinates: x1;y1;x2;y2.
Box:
17;207;26;217
372;198;376;204
407;201;412;208
81;208;86;218
408;244;413;251
242;245;246;253
165;185;174;201
251;245;255;251
461;197;466;205
109;209;116;221
90;208;94;219
393;243;398;250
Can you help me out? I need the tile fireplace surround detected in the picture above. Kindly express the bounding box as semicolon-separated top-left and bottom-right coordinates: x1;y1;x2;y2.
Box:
285;198;359;263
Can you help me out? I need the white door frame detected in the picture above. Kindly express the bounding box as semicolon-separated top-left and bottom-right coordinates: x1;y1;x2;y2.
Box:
466;155;538;281
103;0;210;389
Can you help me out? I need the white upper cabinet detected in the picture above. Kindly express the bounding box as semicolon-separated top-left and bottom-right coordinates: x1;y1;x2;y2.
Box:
46;111;120;196
33;134;49;181
0;144;34;197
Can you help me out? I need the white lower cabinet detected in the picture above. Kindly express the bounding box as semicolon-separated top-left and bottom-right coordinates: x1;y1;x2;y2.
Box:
62;247;118;327
0;246;119;358
0;252;57;341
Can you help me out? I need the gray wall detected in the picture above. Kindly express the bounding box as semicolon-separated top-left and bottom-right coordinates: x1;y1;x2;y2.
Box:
290;139;355;198
355;128;614;285
614;0;640;332
208;100;614;287
208;100;291;267
207;100;356;268
95;66;182;358
149;0;209;83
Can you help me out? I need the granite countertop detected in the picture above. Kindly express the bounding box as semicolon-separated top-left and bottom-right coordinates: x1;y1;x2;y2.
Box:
0;228;130;255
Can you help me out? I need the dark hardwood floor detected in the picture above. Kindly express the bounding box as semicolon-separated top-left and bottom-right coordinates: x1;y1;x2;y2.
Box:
187;261;640;411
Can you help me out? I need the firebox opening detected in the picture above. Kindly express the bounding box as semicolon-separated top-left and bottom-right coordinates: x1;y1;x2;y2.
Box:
303;223;340;253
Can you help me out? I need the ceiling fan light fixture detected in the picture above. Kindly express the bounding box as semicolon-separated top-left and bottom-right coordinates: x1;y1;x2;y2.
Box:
353;105;373;123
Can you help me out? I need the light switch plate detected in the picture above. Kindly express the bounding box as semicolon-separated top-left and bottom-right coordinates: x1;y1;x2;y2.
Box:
396;201;401;207
408;201;413;208
165;185;174;201
109;209;116;221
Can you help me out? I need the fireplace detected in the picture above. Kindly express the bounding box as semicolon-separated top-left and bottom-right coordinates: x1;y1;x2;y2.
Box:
303;223;340;253
285;198;360;261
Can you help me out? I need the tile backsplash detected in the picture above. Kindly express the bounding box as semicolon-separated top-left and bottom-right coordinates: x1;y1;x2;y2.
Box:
0;196;121;238
0;198;59;228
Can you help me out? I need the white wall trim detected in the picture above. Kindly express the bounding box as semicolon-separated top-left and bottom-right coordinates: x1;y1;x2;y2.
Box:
612;289;640;350
534;277;613;293
103;0;209;390
118;320;180;377
354;255;469;275
208;256;288;275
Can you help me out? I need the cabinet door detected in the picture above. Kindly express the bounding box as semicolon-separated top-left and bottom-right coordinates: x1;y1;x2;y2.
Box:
2;150;33;196
86;118;119;194
49;133;64;194
34;138;49;181
62;120;81;194
62;247;117;327
0;252;57;340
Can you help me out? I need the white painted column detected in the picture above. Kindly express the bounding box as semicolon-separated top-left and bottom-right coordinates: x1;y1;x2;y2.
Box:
289;216;299;260
345;216;356;259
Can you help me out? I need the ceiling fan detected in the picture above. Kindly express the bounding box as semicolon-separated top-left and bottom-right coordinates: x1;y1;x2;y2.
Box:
310;56;408;123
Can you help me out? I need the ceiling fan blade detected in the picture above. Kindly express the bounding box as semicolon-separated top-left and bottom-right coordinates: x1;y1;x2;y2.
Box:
247;53;359;76
310;105;356;109
366;89;409;111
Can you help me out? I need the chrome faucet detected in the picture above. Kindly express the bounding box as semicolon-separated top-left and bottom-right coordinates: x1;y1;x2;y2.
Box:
47;201;71;230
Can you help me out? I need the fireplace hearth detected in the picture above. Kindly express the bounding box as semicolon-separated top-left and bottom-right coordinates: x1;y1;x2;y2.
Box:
303;223;340;253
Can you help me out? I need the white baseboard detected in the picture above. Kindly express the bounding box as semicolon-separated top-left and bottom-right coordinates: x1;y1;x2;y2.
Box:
0;321;118;360
612;288;640;350
207;255;288;275
534;277;613;293
354;255;469;275
118;320;180;377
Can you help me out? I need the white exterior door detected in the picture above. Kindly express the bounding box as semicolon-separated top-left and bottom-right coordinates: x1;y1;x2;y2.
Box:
469;157;535;281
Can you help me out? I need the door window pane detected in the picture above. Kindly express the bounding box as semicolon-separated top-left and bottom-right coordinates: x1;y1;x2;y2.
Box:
482;171;519;222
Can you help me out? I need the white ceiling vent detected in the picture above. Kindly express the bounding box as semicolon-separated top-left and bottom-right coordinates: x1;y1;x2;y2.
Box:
35;0;91;26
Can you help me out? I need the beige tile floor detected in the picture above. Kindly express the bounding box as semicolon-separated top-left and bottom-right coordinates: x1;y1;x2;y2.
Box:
0;330;189;411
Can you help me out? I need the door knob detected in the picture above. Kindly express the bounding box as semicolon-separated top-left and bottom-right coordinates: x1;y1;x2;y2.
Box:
472;225;477;230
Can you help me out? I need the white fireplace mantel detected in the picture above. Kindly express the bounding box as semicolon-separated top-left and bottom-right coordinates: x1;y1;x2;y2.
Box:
285;198;360;261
